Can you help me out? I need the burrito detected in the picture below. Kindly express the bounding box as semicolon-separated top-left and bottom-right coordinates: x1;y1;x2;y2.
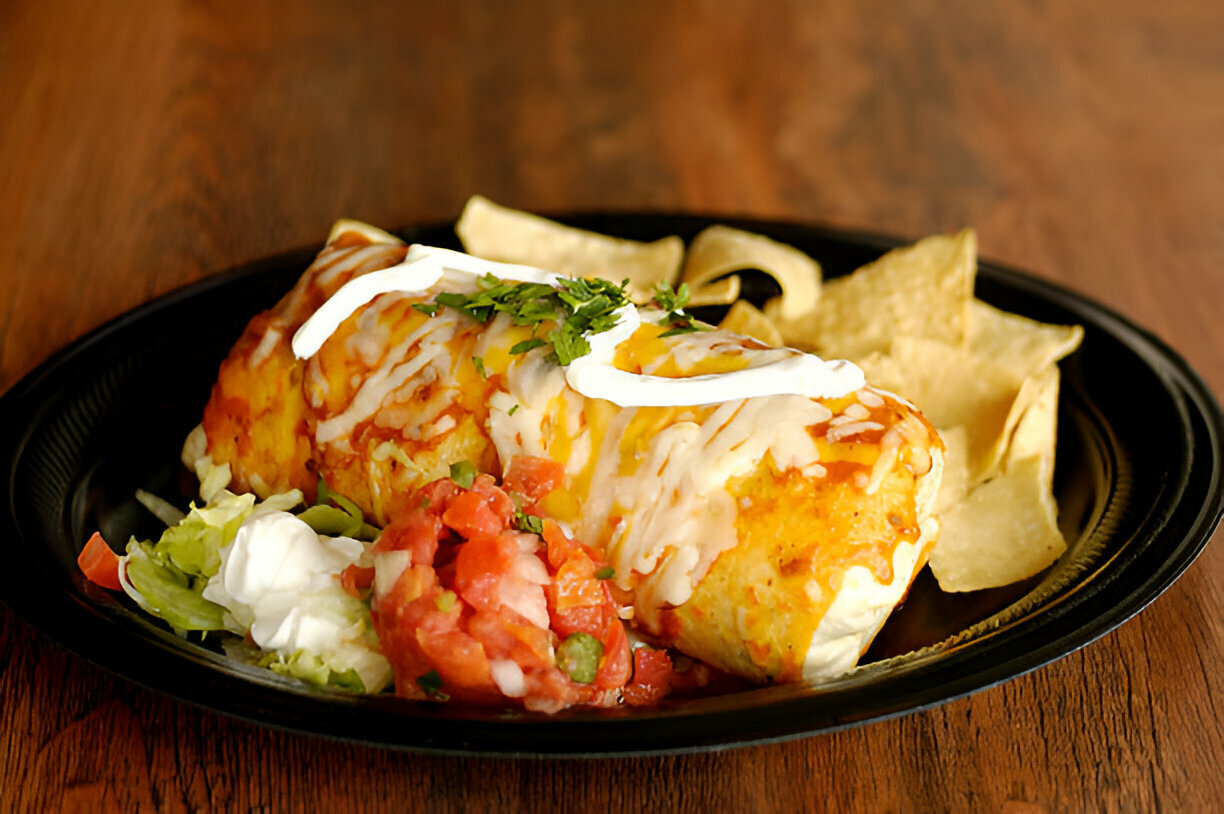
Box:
191;222;943;686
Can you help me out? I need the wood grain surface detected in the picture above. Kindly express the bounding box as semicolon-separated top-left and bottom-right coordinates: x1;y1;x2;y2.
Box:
2;1;1222;811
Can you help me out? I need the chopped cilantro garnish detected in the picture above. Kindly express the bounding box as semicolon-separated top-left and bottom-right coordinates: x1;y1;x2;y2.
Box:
656;323;705;335
507;403;520;416
653;280;691;313
515;508;544;535
509;337;546;355
658;324;705;338
416;669;450;700
448;460;477;489
652;281;708;337
595;566;615;580
472;355;486;379
426;274;632;366
412;302;440;316
548;326;591;366
434;291;471;311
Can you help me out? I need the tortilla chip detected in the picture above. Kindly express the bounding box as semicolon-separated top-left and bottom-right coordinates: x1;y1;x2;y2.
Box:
860;337;1023;483
456;195;683;301
813;229;977;360
686;275;741;308
718;300;784;347
1006;366;1061;492
681;225;821;321
928;454;1067;592
967;301;1083;374
933;425;971;514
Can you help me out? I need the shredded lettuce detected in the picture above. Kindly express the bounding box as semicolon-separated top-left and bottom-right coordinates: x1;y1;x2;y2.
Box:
117;477;390;693
122;544;227;631
158;492;257;577
266;651;365;692
306;479;380;539
118;490;266;633
297;504;364;538
222;623;389;693
262;648;386;693
135;488;186;527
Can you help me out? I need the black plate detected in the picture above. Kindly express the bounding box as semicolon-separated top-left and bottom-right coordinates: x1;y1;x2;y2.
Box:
1;215;1221;757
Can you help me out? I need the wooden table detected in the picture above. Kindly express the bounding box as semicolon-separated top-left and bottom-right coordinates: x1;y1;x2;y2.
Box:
3;2;1222;810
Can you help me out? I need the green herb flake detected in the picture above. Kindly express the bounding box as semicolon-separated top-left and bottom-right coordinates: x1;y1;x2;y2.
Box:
653;281;690;313
548;326;591;367
412;302;440;316
515;508;544;535
416;669;450;700
507;404;520;416
472;355;487;379
434;291;466;307
509;337;547;355
652;281;709;337
658;324;705;338
595;566;615;580
449;460;477;489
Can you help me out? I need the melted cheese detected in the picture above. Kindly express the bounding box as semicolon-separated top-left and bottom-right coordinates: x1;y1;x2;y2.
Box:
311;312;459;447
287;243;929;632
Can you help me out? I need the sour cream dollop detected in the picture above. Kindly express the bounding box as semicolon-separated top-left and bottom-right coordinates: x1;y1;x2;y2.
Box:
202;510;391;690
291;244;864;406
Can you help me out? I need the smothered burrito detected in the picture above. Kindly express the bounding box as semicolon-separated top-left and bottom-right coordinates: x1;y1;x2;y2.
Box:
186;221;943;688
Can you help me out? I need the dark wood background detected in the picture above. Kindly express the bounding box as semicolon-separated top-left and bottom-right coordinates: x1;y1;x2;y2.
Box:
3;2;1221;811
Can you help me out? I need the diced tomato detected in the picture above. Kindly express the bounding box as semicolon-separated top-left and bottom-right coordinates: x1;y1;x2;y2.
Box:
550;604;604;640
453;533;516;605
504;455;566;501
339;564;376;598
542;520;576;570
550;550;604;612
593;616;632;690
383;563;439;609
442;490;506;539
622;649;676;706
468;474;517;522
541;519;605;567
549;589;608;639
414;625;495;697
545;532;618;639
524;672;585;714
418;477;461;512
77;531;122;591
372;508;444;564
467;608;555;668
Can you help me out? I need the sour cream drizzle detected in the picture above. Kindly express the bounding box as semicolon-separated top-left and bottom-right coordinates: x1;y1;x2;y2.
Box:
292;245;864;407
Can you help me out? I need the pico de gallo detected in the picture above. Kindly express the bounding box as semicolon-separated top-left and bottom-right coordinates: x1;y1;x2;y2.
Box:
78;455;696;712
